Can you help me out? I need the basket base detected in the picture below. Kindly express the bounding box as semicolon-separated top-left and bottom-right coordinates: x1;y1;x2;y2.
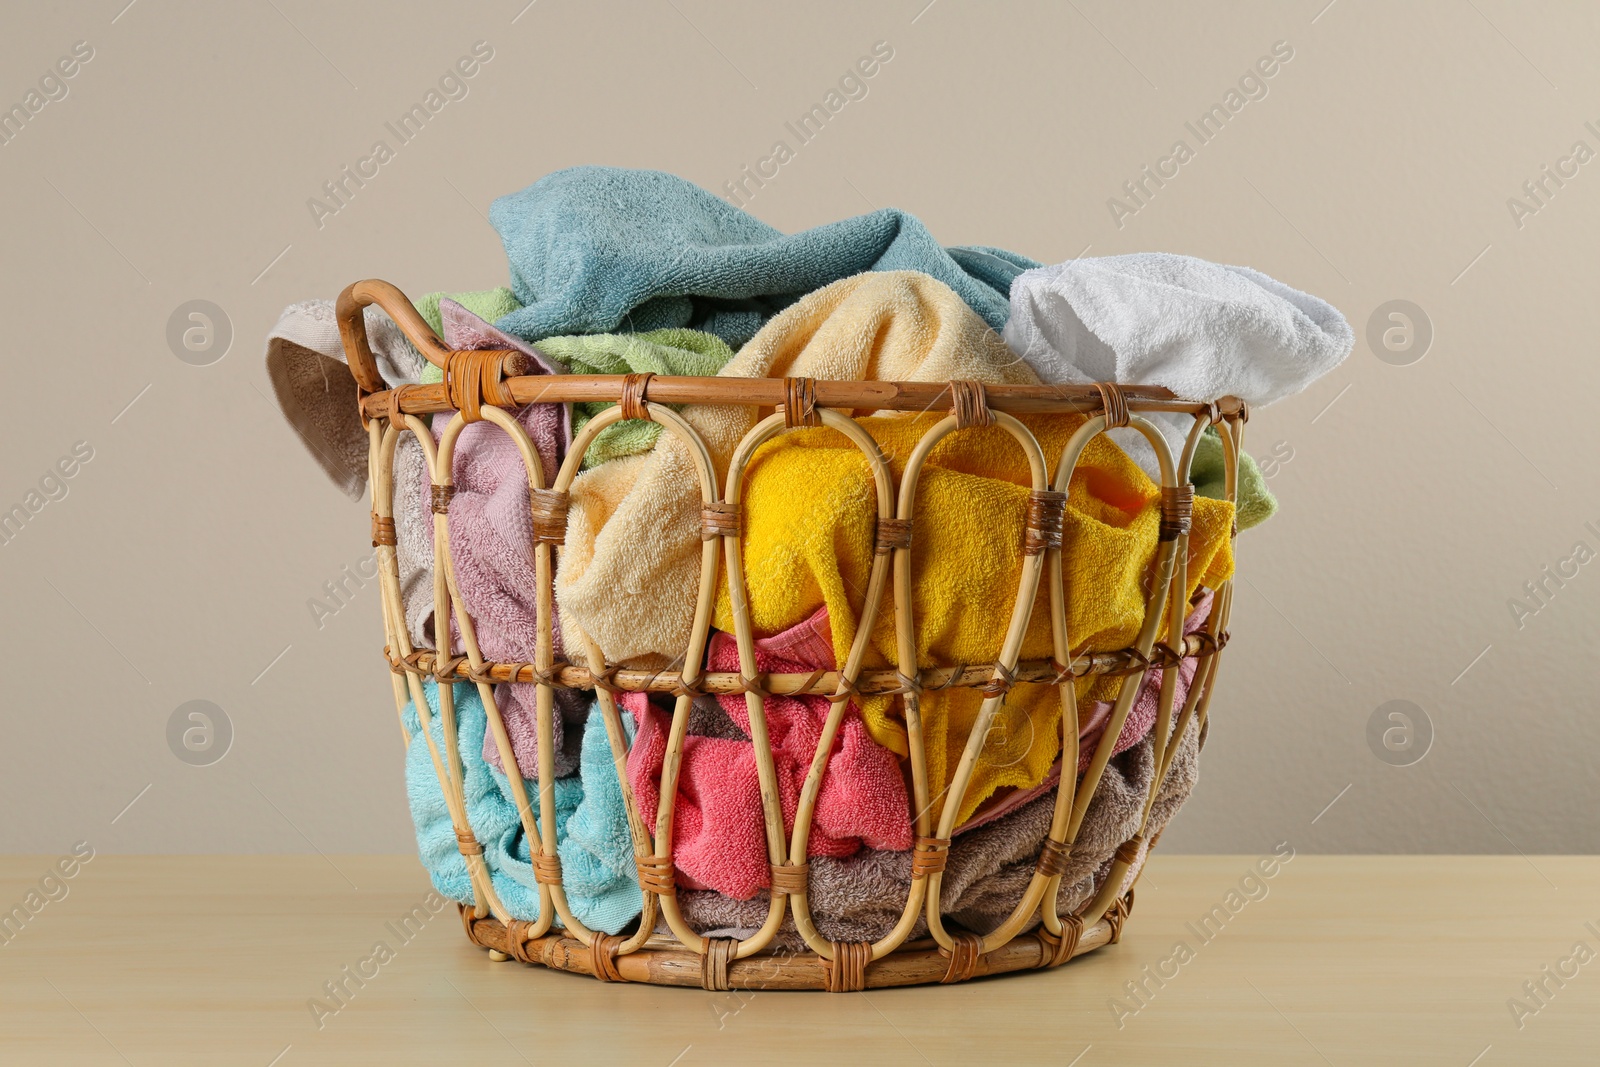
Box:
457;898;1128;990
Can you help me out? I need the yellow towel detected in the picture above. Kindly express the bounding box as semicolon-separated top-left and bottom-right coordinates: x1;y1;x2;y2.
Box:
712;411;1234;826
556;271;1038;665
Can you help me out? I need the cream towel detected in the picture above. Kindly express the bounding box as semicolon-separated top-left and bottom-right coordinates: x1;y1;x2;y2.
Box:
556;271;1039;666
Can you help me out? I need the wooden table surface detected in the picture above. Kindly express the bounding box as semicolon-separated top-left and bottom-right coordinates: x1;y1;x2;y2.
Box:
1;854;1594;1065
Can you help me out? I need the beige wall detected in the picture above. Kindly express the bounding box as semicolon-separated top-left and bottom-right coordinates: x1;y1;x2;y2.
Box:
2;0;1594;855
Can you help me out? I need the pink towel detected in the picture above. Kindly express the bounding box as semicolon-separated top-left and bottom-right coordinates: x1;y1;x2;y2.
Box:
625;608;913;900
409;301;581;780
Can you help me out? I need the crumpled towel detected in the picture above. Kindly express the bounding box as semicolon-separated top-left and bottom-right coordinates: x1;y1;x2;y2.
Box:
489;165;1038;346
1193;427;1276;531
535;329;734;468
1002;252;1353;484
405;682;640;933
416;287;523;354
675;710;1205;948
624;608;911;900
417;301;594;780
263;299;427;499
554;270;1040;669
710;408;1234;827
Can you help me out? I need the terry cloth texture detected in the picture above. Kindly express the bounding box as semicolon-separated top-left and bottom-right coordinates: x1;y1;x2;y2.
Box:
418;287;523;346
1001;252;1353;483
624;608;911;900
956;588;1214;835
489;166;1038;346
708;408;1234;827
1193;427;1277;531
674;712;1205;948
535;329;735;468
404;682;640;933
264;299;428;499
420;301;588;779
554;270;1040;670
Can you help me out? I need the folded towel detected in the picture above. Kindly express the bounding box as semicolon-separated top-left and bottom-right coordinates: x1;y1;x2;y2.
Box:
489;166;1038;346
625;608;911;900
710;408;1234;826
1001;252;1353;482
675;711;1204;948
404;682;640;933
535;329;734;468
555;271;1040;669
264;299;428;498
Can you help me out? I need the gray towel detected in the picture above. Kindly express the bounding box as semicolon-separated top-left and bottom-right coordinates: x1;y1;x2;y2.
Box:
671;714;1203;949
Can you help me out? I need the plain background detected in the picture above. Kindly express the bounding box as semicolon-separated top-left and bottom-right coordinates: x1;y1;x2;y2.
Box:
1;0;1595;857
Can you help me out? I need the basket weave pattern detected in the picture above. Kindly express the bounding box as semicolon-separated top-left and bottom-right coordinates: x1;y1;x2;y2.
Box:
340;280;1244;991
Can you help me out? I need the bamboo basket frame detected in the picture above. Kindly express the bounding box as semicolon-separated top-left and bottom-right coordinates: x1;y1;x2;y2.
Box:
339;279;1244;991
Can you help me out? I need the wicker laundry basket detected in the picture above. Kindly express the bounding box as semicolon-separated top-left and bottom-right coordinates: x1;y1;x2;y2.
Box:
337;279;1245;991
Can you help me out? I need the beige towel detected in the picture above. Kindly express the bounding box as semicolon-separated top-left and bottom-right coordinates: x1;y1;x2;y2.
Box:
672;712;1204;948
556;271;1039;666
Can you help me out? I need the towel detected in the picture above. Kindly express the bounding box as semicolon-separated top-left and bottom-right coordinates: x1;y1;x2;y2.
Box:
417;287;523;347
956;587;1215;835
710;409;1234;826
264;299;428;499
1001;252;1353;481
1193;427;1277;531
489;166;1037;346
418;301;590;778
624;608;911;900
535;329;734;468
404;682;640;933
674;710;1204;948
555;271;1040;670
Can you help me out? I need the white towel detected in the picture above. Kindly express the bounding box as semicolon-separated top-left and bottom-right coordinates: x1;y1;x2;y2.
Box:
1002;252;1352;476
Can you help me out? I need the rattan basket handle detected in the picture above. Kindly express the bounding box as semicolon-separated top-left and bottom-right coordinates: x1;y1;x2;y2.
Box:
337;278;474;391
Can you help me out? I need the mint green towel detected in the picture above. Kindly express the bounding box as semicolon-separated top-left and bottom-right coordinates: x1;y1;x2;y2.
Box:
535;329;734;467
1192;428;1277;531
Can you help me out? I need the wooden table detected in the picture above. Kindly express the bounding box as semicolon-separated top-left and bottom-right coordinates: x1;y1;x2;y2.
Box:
2;855;1594;1065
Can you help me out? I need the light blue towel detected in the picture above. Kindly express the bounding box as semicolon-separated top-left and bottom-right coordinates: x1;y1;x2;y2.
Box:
404;682;641;934
489;166;1038;346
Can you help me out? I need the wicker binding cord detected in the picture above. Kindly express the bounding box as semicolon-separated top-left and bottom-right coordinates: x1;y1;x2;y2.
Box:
1024;489;1067;556
940;931;984;984
911;836;951;877
620;372;655;422
702;937;737;991
875;517;913;554
771;862;810;896
1095;381;1130;428
1035;914;1084;968
1035;836;1071;878
784;376;820;428
825;941;872;993
637;855;675;895
949;379;992;429
701;500;741;540
590;933;628;983
1160;484;1195;541
338;278;1246;992
530;487;569;546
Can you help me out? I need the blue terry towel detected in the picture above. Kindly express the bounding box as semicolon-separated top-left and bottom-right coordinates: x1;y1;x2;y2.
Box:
489;166;1039;346
404;682;641;934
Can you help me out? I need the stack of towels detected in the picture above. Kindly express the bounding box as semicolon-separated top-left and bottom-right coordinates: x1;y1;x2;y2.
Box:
267;167;1352;945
